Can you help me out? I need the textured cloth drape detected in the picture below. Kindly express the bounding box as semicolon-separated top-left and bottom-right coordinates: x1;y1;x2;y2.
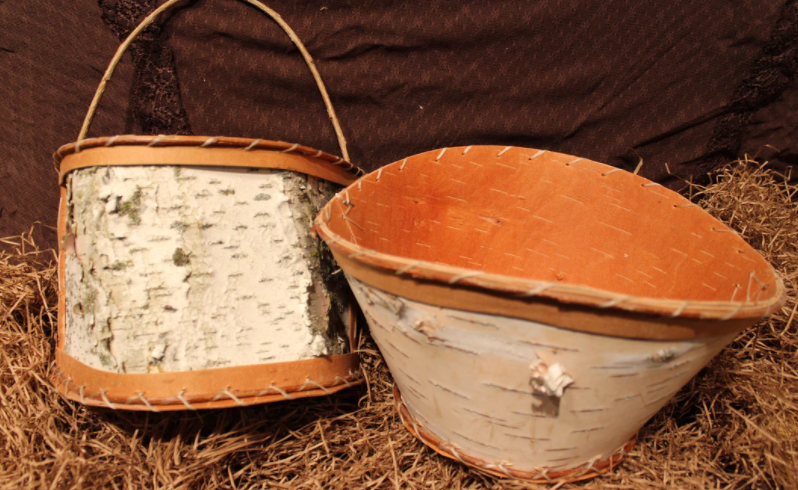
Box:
2;0;796;248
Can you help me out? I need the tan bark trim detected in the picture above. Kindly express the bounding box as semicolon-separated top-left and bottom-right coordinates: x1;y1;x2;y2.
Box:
59;144;356;186
55;135;360;174
330;245;754;341
52;350;361;411
57;187;67;350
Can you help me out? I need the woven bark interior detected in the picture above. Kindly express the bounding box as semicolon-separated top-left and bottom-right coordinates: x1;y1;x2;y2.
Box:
325;146;779;304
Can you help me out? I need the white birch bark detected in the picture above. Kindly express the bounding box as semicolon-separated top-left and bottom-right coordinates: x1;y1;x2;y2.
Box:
63;165;347;373
348;276;737;472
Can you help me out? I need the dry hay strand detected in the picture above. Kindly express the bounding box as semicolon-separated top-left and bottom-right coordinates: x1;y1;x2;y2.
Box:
1;157;796;489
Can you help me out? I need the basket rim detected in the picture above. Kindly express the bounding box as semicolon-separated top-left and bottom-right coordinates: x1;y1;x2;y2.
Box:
313;146;786;322
54;134;364;176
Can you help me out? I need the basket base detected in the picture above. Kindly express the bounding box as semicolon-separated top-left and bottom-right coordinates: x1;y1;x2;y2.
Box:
49;349;362;411
393;384;634;483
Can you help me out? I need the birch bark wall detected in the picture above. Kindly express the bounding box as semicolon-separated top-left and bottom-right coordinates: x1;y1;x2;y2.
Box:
63;165;347;373
349;276;737;473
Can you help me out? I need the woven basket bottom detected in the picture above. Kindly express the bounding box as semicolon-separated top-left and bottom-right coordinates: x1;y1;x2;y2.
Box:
393;384;635;483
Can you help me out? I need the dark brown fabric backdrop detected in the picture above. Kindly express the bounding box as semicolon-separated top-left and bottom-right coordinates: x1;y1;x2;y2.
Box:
2;0;797;249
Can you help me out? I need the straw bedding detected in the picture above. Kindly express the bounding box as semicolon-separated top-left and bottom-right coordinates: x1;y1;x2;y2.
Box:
1;157;796;489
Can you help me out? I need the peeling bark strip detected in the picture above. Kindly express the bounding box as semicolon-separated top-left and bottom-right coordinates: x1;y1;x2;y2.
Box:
64;165;346;373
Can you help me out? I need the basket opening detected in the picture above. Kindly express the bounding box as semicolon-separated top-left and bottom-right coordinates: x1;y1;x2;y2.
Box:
326;146;778;305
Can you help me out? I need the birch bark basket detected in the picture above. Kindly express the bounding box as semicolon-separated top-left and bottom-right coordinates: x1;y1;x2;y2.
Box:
314;146;786;483
52;0;364;411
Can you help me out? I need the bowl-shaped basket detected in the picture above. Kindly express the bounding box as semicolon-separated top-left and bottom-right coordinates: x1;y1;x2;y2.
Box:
314;145;785;483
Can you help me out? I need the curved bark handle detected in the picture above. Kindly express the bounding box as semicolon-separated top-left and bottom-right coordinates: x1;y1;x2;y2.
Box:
79;0;350;161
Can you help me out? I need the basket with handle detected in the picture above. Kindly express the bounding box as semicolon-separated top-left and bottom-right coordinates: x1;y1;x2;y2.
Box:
314;145;786;482
52;0;365;411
